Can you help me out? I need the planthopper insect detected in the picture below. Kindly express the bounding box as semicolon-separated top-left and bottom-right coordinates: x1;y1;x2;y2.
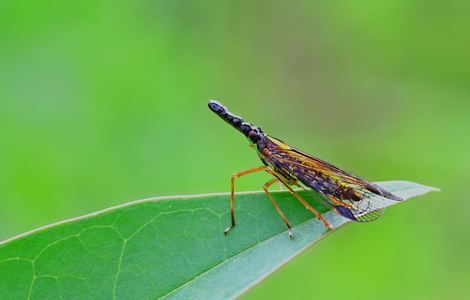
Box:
208;100;402;239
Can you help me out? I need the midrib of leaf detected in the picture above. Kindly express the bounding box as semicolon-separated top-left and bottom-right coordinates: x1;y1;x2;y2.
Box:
159;210;347;299
160;181;440;299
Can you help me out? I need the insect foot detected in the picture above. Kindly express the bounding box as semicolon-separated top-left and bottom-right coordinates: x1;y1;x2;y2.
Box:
224;225;235;235
288;228;294;240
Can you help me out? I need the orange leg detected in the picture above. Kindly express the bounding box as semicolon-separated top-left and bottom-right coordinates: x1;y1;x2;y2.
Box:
285;185;334;230
263;177;294;239
266;169;333;230
297;184;332;210
225;166;265;235
327;195;356;209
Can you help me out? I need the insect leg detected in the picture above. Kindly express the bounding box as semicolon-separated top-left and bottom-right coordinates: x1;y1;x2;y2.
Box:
297;184;333;210
266;170;333;230
263;177;294;239
326;195;356;209
285;184;334;230
225;166;266;235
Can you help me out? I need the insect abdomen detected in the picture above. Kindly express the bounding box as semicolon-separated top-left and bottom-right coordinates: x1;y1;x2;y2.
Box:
336;186;362;201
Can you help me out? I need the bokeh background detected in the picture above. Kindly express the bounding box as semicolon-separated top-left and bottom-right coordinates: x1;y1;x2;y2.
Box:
1;1;469;299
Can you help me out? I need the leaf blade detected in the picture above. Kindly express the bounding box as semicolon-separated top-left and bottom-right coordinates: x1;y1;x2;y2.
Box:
0;181;438;300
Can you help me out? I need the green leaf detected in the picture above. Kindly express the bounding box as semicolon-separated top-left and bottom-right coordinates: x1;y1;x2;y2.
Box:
0;181;438;300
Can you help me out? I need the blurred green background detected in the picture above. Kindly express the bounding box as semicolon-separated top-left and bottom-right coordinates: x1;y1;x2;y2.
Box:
1;1;469;299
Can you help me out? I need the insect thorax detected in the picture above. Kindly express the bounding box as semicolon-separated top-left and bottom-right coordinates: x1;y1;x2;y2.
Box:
255;136;298;184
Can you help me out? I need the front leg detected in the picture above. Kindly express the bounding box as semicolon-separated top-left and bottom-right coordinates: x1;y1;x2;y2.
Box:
224;166;265;235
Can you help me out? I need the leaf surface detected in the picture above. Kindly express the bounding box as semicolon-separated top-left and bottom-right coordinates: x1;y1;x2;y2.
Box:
0;181;438;299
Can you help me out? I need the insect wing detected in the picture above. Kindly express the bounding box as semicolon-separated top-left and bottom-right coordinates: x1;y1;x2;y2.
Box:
337;187;386;222
264;136;397;222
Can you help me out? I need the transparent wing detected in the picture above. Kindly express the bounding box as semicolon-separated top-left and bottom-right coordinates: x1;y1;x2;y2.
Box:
330;186;386;222
262;136;401;222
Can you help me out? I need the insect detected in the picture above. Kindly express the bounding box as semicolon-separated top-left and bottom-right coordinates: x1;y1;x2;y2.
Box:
208;100;402;238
